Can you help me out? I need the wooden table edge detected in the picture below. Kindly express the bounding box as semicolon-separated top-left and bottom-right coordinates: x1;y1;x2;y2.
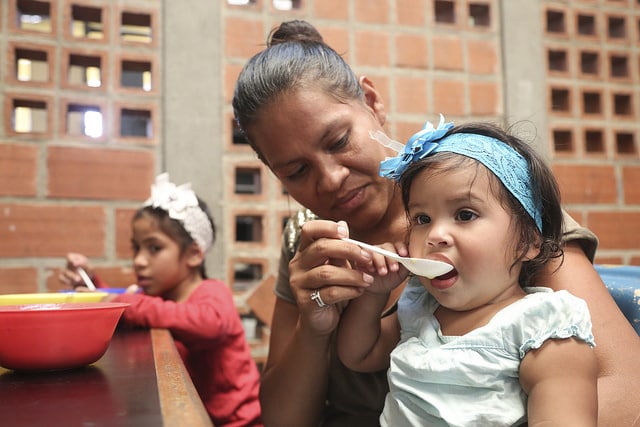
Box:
151;328;214;427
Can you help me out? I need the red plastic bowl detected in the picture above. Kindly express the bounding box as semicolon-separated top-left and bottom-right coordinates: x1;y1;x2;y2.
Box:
0;302;129;371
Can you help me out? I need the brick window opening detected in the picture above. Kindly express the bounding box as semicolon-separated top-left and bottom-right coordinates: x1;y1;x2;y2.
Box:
227;0;257;5
121;60;152;91
235;215;263;242
121;12;151;43
553;129;573;153
235;168;262;195
583;92;601;114
66;104;102;138
233;262;263;293
548;49;567;72
273;0;301;10
68;54;101;87
232;118;248;145
236;215;262;242
71;5;103;39
551;88;570;112
120;108;152;137
615;132;636;154
610;55;629;77
613;93;632;116
12;99;47;133
608;16;626;39
546;10;565;33
577;14;596;36
468;3;490;27
15;48;48;82
434;1;456;24
17;0;51;32
585;130;604;153
580;51;599;75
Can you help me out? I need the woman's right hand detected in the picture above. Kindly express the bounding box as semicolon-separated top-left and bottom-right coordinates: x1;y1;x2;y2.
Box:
288;220;376;336
58;252;93;289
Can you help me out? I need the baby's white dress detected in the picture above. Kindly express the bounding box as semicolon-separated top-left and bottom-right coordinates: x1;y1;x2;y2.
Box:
381;279;595;427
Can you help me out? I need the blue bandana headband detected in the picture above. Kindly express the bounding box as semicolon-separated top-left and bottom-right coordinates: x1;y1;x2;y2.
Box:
374;115;543;231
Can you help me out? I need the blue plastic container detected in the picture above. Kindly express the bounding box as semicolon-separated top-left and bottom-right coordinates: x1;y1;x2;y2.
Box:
595;265;640;335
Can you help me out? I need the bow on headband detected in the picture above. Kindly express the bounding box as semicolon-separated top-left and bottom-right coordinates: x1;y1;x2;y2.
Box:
377;114;454;181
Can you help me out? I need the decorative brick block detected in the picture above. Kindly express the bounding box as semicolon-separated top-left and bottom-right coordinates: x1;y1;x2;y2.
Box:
47;146;154;200
588;211;640;250
0;143;38;197
553;164;617;204
0;204;105;257
0;268;38;294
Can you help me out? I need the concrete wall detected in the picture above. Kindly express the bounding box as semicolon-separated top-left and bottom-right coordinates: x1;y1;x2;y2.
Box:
162;1;225;279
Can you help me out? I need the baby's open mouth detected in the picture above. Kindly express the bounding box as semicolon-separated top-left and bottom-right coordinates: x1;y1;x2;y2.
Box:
435;269;457;281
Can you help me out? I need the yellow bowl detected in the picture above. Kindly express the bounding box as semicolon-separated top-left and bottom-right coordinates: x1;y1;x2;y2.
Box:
0;292;108;306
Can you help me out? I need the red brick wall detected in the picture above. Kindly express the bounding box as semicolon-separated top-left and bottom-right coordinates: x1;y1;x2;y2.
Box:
543;0;640;265
1;0;638;299
0;0;160;294
220;0;639;272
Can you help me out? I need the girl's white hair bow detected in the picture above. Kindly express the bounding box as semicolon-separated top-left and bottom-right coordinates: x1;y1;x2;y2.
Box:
144;173;213;252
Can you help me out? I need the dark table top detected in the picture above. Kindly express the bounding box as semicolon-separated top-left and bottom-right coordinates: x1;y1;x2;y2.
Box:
0;328;213;427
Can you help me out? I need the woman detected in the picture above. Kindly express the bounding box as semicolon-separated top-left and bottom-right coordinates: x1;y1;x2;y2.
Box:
232;20;640;427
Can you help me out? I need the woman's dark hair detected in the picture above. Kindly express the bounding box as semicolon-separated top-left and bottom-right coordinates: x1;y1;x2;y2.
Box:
267;19;324;44
133;198;215;278
232;20;363;161
398;123;564;287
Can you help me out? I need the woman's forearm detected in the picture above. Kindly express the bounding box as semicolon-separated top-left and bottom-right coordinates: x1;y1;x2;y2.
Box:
540;242;640;426
259;302;333;427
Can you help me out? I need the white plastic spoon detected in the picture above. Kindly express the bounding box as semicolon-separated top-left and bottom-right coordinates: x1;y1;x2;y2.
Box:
342;237;453;279
77;267;97;291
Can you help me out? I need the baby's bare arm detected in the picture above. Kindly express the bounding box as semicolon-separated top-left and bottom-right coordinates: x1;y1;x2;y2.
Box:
337;291;400;373
520;338;598;426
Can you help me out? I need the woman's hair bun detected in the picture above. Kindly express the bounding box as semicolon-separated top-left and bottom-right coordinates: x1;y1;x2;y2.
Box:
268;19;324;47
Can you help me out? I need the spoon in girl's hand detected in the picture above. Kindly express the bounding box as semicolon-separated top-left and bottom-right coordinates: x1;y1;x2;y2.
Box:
342;237;453;279
77;267;97;291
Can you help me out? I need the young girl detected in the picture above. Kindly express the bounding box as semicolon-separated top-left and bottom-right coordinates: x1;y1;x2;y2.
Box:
60;173;262;427
336;118;598;426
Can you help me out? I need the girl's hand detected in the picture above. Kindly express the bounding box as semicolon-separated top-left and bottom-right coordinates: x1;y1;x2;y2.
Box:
58;253;94;289
288;220;375;336
350;242;409;295
125;284;140;294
